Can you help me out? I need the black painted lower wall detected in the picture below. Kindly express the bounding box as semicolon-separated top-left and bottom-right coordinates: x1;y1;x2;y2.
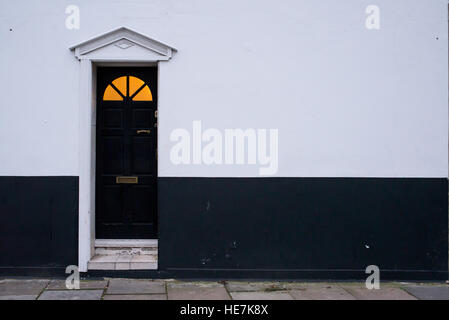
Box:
158;177;448;280
0;176;447;280
0;176;78;275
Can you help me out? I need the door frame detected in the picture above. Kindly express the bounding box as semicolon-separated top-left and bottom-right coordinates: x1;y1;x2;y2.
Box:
72;27;176;272
78;61;161;271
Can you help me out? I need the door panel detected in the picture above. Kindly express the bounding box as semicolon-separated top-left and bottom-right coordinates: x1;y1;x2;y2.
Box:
132;109;152;127
131;186;153;221
102;137;123;173
103;109;123;128
102;185;122;222
96;67;157;239
132;138;154;173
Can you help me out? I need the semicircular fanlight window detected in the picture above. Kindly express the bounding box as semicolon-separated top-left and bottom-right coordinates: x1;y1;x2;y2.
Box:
103;76;153;101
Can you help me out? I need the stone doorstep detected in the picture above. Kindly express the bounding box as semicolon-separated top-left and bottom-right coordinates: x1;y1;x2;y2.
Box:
95;239;158;248
95;247;157;255
95;239;158;256
88;254;158;270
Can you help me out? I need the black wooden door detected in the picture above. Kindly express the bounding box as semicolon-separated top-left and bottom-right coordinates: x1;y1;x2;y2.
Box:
96;67;157;239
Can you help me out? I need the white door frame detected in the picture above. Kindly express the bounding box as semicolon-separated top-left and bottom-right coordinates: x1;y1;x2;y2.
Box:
70;27;176;271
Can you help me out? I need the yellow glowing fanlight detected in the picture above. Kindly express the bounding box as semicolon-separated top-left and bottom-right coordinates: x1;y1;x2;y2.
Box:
103;76;153;101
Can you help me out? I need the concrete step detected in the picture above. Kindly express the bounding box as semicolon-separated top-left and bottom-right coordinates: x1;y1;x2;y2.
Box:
88;254;158;270
89;239;159;270
95;239;158;248
95;247;157;255
95;239;158;256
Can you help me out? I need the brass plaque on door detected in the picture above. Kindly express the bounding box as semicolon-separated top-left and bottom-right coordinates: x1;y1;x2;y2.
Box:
116;176;138;184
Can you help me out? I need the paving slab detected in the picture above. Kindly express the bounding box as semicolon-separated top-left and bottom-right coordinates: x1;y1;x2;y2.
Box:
0;295;38;300
103;294;167;300
281;282;310;290
38;290;104;300
0;279;49;296
226;281;286;292
344;287;416;300
47;280;108;290
283;282;366;290
107;279;165;294
167;282;230;300
289;286;355;300
403;286;449;300
231;291;293;300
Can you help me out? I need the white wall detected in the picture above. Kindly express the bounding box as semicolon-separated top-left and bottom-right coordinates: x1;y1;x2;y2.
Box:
0;0;447;178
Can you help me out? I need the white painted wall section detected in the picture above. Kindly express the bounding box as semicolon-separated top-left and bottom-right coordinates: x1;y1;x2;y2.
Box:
0;0;446;178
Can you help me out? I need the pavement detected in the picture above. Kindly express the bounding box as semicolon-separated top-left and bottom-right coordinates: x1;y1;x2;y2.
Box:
1;278;449;300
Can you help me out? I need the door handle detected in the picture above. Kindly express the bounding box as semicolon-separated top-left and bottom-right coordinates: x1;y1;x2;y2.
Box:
137;129;151;134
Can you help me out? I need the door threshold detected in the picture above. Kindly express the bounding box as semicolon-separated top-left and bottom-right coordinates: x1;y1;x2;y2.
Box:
88;239;158;271
95;239;158;248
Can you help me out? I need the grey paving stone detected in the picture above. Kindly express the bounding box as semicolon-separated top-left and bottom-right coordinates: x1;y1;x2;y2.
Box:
107;279;165;294
281;282;309;290
230;291;293;300
0;279;49;296
103;294;167;300
167;282;230;300
226;281;286;292
47;280;108;290
289;286;355;300
0;295;38;300
38;290;104;300
344;287;416;300
403;286;449;300
283;282;351;290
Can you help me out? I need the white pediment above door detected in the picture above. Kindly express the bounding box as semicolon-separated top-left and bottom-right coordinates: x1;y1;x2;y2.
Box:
70;27;176;61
